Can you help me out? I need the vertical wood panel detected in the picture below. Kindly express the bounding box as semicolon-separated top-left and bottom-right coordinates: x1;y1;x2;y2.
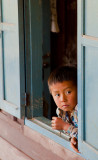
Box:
78;0;98;159
24;0;43;117
0;0;25;118
84;47;98;149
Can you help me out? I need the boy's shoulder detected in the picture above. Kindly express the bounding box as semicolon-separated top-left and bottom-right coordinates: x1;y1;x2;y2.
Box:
56;105;78;118
56;108;66;118
71;105;78;116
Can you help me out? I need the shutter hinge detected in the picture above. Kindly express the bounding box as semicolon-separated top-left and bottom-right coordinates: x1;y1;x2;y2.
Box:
25;93;30;106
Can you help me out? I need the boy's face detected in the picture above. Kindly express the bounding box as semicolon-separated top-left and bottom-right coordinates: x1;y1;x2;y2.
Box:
50;81;77;113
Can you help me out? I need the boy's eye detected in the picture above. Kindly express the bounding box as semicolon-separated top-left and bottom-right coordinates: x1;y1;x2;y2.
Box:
55;94;60;97
66;91;71;94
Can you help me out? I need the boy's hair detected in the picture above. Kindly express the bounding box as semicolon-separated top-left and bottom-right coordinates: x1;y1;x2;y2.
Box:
48;66;77;89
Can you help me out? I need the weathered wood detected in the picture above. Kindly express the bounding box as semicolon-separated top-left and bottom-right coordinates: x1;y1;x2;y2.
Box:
24;125;85;160
24;0;43;118
0;111;85;160
0;137;33;160
0;112;64;160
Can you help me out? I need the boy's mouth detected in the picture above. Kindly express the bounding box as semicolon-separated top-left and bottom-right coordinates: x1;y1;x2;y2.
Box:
62;105;69;109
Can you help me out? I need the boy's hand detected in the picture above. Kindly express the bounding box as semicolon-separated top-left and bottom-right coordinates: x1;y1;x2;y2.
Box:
70;137;80;153
51;117;69;130
52;117;80;153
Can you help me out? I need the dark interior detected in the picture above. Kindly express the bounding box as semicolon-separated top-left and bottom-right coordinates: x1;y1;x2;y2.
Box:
50;0;77;118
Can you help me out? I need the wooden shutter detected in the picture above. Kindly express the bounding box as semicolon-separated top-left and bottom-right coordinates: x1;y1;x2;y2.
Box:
78;0;98;159
0;0;25;118
24;0;51;118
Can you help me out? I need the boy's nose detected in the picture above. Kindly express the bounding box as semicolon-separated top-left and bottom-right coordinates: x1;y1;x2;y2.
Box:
60;94;67;102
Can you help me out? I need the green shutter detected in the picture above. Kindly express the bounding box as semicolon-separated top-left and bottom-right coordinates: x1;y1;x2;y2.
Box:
0;0;25;118
24;0;43;118
78;0;98;160
24;0;51;118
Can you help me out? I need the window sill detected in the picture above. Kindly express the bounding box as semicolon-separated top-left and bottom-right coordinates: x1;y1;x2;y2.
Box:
31;116;70;141
25;117;77;153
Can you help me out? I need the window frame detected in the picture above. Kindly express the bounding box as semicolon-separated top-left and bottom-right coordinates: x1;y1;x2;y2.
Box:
24;0;82;155
25;1;98;159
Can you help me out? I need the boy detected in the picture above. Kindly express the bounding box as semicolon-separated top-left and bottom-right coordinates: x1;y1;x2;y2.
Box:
48;66;79;153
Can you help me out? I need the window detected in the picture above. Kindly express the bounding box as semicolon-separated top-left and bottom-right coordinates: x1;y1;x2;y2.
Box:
0;1;98;160
24;0;77;146
25;1;77;151
24;0;71;144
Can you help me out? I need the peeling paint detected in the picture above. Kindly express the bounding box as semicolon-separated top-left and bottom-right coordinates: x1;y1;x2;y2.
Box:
33;97;43;109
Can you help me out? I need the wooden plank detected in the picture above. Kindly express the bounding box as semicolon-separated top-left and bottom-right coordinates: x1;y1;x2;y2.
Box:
0;137;33;160
24;125;85;160
0;113;64;160
0;111;85;160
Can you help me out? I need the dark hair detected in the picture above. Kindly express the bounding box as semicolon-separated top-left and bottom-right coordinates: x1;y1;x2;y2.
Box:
48;66;77;88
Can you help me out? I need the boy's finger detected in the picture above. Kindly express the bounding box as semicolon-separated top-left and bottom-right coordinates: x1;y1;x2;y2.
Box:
70;142;80;153
51;120;55;124
71;137;76;145
51;123;57;129
52;117;57;120
51;123;56;127
51;119;58;125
